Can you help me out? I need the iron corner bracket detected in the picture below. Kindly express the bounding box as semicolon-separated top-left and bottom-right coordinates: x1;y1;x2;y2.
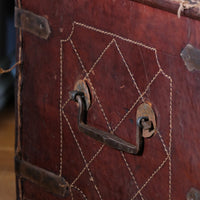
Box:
15;7;51;40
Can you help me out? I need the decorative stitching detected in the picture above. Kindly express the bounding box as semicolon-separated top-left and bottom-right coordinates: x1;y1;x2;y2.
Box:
113;69;161;134
69;39;144;199
69;186;74;200
71;185;88;200
69;39;120;198
131;156;169;200
59;40;63;176
86;39;115;78
69;39;109;191
69;28;169;161
121;152;145;200
60;22;75;43
158;132;169;157
62;111;103;200
154;49;162;70
85;78;112;132
62;98;70;110
74;21;156;51
70;38;112;131
71;144;104;186
169;78;173;200
69;39;87;74
60;21;173;200
160;70;173;200
59;23;75;176
68;39;145;199
114;39;145;102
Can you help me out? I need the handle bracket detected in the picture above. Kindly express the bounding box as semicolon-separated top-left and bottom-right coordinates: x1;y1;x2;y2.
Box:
69;88;156;155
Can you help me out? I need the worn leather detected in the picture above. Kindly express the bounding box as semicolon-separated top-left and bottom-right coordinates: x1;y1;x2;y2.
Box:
17;0;200;199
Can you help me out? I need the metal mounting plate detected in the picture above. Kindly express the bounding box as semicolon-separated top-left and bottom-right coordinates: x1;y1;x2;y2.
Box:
15;7;51;39
74;80;91;110
136;102;157;138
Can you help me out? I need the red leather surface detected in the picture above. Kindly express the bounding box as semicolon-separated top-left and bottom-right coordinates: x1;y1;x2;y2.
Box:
17;0;200;199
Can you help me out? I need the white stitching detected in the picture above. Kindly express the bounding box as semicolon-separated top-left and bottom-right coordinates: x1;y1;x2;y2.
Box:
62;111;103;200
86;39;115;78
114;39;145;102
85;79;112;131
60;21;173;200
69;186;74;200
69;39;110;194
60;22;75;43
62;98;70;110
160;70;173;200
113;69;161;133
131;156;169;200
69;39;87;74
70;39;112;131
59;22;75;175
71;145;104;186
158;131;169;157
59;40;63;176
121;152;145;200
74;21;156;51
71;185;88;200
69;39;145;199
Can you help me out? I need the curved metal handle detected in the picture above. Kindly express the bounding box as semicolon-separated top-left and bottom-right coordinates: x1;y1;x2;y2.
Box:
69;90;152;155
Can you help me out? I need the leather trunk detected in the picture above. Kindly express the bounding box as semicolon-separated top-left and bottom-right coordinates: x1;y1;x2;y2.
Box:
15;0;200;199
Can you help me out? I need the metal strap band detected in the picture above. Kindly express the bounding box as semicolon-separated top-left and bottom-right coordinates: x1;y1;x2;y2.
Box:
15;157;69;197
15;7;51;39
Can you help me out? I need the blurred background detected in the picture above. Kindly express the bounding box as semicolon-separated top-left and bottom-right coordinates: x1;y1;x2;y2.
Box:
0;0;16;199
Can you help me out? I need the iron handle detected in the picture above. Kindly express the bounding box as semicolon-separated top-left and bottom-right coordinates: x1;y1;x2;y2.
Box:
69;90;153;155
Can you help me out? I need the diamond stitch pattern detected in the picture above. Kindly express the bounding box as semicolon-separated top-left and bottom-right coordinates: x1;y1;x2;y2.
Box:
60;21;173;200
